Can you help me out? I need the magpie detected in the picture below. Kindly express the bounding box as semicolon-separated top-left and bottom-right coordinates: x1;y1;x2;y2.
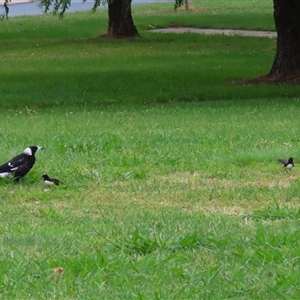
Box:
278;157;294;169
0;146;44;182
42;174;60;186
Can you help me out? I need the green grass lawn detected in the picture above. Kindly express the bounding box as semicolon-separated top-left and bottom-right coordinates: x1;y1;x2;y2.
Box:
1;0;299;108
1;1;300;299
2;100;300;299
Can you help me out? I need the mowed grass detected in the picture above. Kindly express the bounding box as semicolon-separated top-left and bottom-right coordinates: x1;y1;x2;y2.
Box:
1;1;300;298
135;0;274;31
1;0;300;107
2;100;300;298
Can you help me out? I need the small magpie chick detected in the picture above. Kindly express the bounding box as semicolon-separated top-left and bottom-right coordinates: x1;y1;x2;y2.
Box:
42;174;60;186
0;146;44;182
278;157;294;169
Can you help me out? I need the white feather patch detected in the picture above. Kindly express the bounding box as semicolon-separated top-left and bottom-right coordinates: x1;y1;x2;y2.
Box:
0;172;13;178
44;180;54;185
23;147;32;156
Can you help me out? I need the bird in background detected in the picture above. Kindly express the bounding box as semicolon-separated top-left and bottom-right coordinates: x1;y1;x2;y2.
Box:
278;157;294;169
0;146;44;182
42;174;61;187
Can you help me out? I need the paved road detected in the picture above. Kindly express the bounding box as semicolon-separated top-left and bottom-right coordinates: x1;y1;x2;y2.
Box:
1;0;173;17
151;28;277;38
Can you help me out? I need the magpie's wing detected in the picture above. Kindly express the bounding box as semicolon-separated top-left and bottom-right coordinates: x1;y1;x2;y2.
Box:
278;158;288;165
0;154;26;172
52;178;60;185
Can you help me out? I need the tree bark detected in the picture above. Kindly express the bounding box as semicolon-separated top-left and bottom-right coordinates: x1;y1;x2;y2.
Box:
184;0;189;11
107;0;139;38
268;0;300;82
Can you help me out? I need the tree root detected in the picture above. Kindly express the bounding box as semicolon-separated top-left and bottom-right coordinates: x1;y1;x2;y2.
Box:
246;73;300;85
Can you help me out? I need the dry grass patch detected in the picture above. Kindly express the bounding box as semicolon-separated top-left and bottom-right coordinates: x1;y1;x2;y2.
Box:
157;170;299;189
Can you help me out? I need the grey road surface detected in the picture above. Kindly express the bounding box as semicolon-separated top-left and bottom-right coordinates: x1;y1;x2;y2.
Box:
1;0;173;17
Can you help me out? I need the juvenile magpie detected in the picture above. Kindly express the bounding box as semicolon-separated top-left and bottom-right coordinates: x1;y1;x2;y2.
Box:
0;146;44;182
42;174;60;186
278;157;294;169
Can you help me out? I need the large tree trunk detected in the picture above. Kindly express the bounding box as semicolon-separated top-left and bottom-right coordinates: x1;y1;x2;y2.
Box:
107;0;138;38
184;0;189;11
266;0;300;82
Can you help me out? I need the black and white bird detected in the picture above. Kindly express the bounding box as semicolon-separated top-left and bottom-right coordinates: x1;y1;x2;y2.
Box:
278;157;294;169
0;146;44;182
42;174;60;186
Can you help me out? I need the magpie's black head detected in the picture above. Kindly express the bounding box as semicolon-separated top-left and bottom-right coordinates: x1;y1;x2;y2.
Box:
42;174;50;180
288;157;294;163
23;146;44;156
42;173;60;186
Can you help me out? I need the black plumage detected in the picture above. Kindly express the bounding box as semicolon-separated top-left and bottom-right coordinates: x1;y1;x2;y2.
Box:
42;174;60;186
0;146;44;182
278;157;294;169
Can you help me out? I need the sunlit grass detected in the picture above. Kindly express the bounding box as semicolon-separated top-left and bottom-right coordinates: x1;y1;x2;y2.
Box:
2;88;300;300
1;2;300;298
135;1;274;31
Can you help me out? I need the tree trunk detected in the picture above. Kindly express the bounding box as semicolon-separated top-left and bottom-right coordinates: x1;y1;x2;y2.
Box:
107;0;139;38
184;0;189;11
268;0;300;82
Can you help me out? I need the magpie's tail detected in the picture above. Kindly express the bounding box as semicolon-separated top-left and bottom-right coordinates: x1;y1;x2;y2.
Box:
278;158;287;165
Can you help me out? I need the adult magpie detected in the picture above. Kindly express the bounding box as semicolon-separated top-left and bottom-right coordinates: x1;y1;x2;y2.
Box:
42;174;60;186
278;157;294;169
0;146;44;182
